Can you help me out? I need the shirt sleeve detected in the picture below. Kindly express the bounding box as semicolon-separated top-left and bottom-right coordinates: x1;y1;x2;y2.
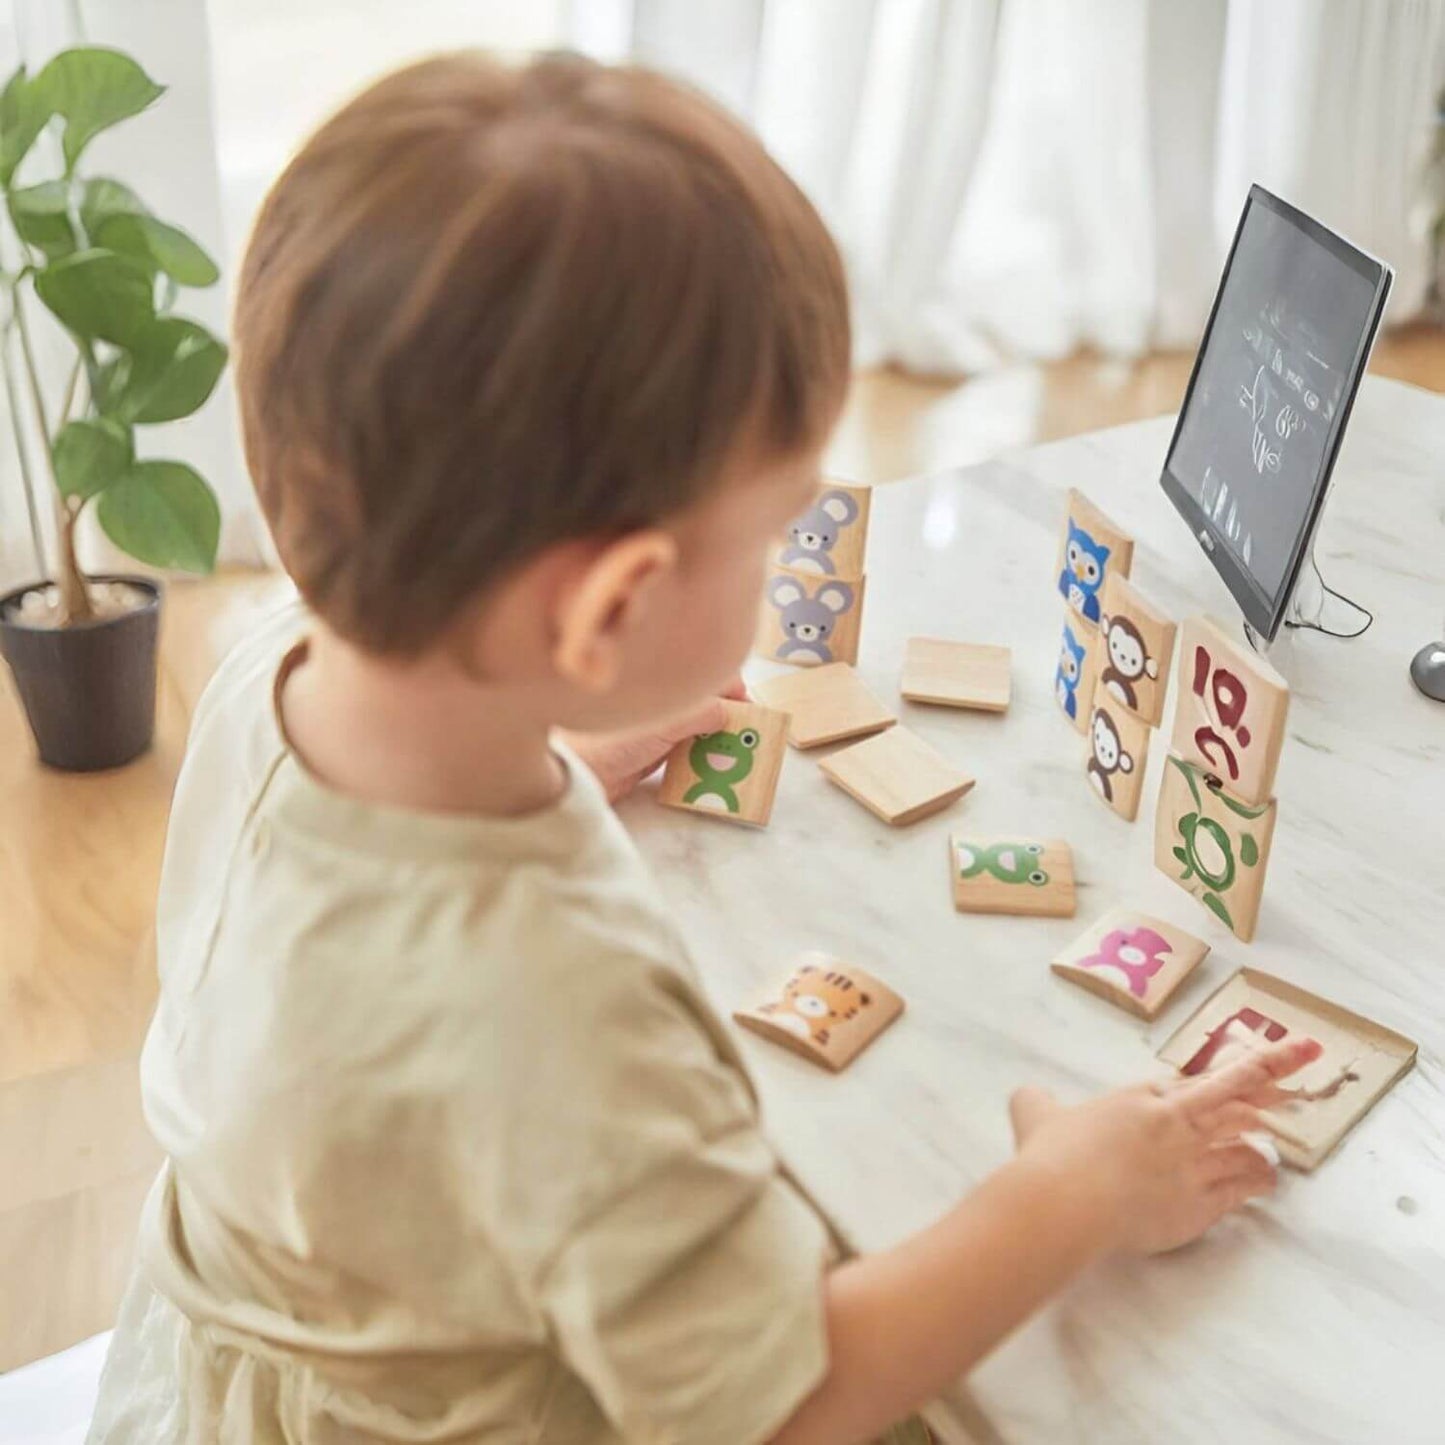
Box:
538;1117;832;1445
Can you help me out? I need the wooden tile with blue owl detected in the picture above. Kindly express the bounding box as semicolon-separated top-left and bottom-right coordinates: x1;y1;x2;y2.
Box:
777;480;872;579
1054;612;1100;733
658;699;788;828
1055;488;1134;624
1154;753;1277;942
735;951;904;1071
1051;907;1210;1019
949;836;1077;917
755;560;866;668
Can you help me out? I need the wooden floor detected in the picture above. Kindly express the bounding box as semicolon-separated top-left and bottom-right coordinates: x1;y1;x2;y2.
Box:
2;330;1441;1372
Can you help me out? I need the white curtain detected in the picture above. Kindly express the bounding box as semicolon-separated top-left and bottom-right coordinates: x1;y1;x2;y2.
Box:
567;0;1445;371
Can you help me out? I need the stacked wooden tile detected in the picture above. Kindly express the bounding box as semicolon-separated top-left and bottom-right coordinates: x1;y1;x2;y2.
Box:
1153;617;1290;942
756;479;870;668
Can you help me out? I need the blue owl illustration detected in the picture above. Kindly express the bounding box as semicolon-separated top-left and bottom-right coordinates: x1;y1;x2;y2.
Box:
1055;621;1089;720
1058;521;1111;622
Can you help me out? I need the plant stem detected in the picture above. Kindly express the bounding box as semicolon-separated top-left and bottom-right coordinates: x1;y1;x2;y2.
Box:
13;288;91;622
0;328;48;582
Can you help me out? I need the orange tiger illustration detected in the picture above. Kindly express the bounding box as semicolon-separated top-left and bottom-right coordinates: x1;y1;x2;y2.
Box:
757;963;872;1047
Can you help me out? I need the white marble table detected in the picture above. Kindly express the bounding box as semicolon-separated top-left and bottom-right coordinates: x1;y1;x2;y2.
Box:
622;375;1445;1445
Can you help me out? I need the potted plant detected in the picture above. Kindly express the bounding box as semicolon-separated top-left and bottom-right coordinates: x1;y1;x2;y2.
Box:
0;46;226;770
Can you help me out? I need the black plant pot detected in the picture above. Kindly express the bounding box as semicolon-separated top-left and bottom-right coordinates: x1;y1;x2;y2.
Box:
0;576;162;772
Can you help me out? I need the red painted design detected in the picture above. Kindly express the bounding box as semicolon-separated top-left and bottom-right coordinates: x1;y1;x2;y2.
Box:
1190;645;1253;780
1182;1006;1288;1076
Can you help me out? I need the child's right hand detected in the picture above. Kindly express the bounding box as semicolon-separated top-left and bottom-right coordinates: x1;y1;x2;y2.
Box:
1008;1036;1322;1256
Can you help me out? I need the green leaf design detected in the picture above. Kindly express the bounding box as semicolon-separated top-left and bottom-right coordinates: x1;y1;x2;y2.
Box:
1239;832;1259;867
52;418;133;499
95;459;219;573
1216;788;1271;822
34;248;155;346
1171;845;1192;873
92;212;218;287
7;181;75;259
32;48;164;172
104;317;228;423
0;66;51;186
80;177;148;234
1171;753;1203;809
1202;891;1234;929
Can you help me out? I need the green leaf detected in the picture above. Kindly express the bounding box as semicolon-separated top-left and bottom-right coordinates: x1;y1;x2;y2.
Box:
80;177;148;234
105;317;228;423
0;66;51;186
8;181;75;260
1201;892;1234;930
52;417;133;499
1239;833;1259;867
33;248;155;346
95;459;219;573
32;48;164;172
92;212;219;287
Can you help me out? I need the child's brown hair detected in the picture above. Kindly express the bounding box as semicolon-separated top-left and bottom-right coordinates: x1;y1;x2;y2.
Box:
235;51;851;654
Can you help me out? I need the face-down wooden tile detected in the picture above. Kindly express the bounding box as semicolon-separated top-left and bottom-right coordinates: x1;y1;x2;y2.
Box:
901;637;1012;713
753;662;895;749
819;725;974;826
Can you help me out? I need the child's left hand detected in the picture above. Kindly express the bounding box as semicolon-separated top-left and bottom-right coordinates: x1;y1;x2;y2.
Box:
563;678;749;802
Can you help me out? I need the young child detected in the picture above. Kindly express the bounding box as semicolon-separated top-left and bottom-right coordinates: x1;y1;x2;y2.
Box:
88;52;1317;1445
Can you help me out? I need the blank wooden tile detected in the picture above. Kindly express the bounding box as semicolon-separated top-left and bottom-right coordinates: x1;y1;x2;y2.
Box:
1054;610;1099;733
1085;692;1151;822
756;562;866;668
753;663;895;749
900;637;1012;712
1168;615;1289;806
735;952;903;1071
1051;908;1210;1019
1154;752;1276;942
819;725;974;825
1055;487;1135;625
657;699;787;827
950;835;1076;917
1097;573;1176;727
1157;968;1417;1171
777;480;872;579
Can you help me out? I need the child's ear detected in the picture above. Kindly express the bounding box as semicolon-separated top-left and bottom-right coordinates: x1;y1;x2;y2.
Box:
553;530;678;692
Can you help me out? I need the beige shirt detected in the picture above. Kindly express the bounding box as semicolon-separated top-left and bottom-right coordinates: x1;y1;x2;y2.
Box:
88;607;830;1444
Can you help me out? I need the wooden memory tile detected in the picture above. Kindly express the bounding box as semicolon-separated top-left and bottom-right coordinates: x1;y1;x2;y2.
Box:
1157;968;1417;1171
900;637;1012;713
1055;488;1135;624
819;725;974;826
1051;908;1209;1019
1085;691;1151;822
756;561;866;668
753;662;895;749
1169;615;1289;806
949;835;1076;917
1154;753;1276;942
777;480;872;579
1054;610;1100;733
657;699;787;828
734;952;903;1071
1097;573;1176;727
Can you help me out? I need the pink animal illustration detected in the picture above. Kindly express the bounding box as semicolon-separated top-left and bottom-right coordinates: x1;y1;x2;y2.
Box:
1076;926;1173;998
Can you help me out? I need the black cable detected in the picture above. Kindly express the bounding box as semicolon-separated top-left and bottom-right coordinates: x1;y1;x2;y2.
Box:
1283;554;1374;639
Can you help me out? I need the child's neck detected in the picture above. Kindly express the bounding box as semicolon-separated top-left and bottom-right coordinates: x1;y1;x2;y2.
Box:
280;631;565;819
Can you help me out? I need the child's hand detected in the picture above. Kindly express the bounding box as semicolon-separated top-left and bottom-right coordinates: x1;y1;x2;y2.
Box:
563;679;750;803
1009;1036;1322;1256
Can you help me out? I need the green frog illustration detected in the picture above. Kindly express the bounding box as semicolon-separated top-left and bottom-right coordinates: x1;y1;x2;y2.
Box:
1167;756;1267;931
954;841;1049;887
684;727;760;814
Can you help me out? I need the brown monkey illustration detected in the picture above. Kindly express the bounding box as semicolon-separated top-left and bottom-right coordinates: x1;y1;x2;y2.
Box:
1099;613;1156;712
1087;708;1134;802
